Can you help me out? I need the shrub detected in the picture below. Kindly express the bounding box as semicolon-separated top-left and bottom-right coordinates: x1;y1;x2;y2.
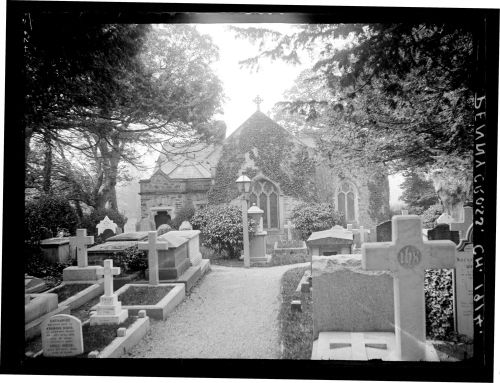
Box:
421;203;444;229
171;205;196;229
25;250;74;287
25;194;79;246
290;202;344;240
425;269;454;340
191;205;256;258
122;247;148;274
80;208;127;237
156;224;173;236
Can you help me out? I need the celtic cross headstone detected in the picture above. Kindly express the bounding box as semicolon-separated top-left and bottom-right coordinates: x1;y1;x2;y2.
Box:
362;215;456;361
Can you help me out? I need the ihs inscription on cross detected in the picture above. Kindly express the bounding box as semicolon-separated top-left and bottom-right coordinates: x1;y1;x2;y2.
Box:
96;259;120;297
253;95;263;111
362;216;456;361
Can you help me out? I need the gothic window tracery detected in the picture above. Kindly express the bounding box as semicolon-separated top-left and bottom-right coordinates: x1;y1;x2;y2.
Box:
337;181;357;222
250;179;280;229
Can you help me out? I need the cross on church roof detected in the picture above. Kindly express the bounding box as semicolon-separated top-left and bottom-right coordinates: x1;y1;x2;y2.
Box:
253;95;263;111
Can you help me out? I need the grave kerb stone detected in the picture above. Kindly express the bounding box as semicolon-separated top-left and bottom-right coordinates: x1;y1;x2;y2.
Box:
362;215;456;361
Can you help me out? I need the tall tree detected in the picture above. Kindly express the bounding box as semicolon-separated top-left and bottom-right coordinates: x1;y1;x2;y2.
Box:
233;24;474;173
25;21;224;210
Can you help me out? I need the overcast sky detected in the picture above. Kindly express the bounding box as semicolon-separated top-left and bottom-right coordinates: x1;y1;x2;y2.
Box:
129;23;404;208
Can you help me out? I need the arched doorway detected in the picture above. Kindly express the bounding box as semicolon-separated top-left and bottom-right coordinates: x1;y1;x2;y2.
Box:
155;211;172;229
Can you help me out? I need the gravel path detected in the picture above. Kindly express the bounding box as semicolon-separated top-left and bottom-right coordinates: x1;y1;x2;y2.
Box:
123;263;309;359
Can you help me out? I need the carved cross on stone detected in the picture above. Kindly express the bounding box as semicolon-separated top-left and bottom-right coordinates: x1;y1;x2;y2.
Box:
253;95;263;111
70;229;94;267
96;259;120;296
138;231;168;285
362;216;456;361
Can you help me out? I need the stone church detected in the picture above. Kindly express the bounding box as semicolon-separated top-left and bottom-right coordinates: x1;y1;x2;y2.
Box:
138;107;390;242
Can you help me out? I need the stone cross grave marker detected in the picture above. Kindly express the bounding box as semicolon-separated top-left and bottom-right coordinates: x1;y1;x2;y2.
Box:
70;229;94;267
362;215;456;361
91;259;128;325
138;231;168;285
97;258;121;296
96;215;118;236
376;221;392;242
41;314;83;357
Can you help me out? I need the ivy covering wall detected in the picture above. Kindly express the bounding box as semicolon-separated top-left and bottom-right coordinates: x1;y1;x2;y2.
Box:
207;113;318;204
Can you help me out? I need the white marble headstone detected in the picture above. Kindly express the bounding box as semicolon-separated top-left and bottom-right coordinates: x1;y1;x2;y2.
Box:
96;216;118;235
42;314;84;357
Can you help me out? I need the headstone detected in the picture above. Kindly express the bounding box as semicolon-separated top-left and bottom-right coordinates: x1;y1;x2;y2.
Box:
285;220;293;240
124;217;137;233
376;221;392;242
427;224;460;245
138;217;155;231
362;215;456;361
70;229;95;267
401;210;409;215
179;221;193;231
436;213;454;225
96;216;118;236
137;231;166;285
41;314;84;357
307;225;353;256
452;206;474;339
450;206;473;244
312;255;394;338
90;259;128;325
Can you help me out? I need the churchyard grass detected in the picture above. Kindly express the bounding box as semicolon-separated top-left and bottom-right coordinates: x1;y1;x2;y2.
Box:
79;316;137;357
118;285;174;305
278;266;313;359
50;283;93;302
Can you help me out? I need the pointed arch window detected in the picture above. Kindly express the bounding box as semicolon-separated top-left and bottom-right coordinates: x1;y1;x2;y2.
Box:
250;179;280;229
337;181;357;222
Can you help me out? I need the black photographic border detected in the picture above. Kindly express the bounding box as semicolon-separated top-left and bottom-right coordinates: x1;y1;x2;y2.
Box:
1;2;497;381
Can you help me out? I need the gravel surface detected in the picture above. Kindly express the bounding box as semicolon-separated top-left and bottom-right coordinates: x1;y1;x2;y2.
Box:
123;262;310;359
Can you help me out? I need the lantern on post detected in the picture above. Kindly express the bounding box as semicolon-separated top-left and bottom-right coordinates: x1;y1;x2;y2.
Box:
235;173;252;268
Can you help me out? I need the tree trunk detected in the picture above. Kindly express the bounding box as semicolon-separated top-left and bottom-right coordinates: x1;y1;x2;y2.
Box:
42;138;52;193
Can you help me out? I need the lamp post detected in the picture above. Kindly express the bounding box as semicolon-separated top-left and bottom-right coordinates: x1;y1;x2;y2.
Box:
236;173;251;268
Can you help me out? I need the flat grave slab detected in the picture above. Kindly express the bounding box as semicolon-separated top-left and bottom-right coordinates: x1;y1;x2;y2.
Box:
112;283;185;320
312;332;439;361
106;231;149;242
46;281;104;310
